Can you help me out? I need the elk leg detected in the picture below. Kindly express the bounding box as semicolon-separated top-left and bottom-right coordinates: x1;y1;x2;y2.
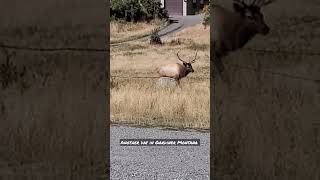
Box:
213;54;230;83
176;79;181;87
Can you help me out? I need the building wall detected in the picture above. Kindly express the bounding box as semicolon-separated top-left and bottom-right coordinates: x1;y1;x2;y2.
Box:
164;0;184;16
162;0;209;16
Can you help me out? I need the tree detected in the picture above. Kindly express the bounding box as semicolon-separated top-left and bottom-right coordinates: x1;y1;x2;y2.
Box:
111;0;168;22
202;0;211;28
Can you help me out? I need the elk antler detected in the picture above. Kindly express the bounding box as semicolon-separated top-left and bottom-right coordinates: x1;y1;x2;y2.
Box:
250;0;258;6
233;0;248;7
176;49;187;63
233;0;246;3
260;0;276;6
251;0;276;7
189;50;198;64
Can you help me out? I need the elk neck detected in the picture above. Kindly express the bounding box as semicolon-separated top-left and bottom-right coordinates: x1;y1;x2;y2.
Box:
180;66;192;78
236;20;259;49
184;70;192;77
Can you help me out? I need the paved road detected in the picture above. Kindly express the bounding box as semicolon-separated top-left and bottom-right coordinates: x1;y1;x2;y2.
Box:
158;14;204;37
111;15;204;45
111;125;210;180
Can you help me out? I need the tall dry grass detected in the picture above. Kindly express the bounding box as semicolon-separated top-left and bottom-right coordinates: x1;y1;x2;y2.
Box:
0;33;106;179
111;79;209;129
0;1;107;178
111;24;210;129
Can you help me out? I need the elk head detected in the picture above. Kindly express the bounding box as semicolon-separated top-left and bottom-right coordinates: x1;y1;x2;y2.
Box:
211;0;276;84
176;49;198;74
233;0;276;35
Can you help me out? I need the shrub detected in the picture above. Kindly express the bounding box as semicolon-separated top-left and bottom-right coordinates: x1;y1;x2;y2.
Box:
140;0;168;20
168;38;182;46
202;5;210;28
111;0;144;22
149;28;162;45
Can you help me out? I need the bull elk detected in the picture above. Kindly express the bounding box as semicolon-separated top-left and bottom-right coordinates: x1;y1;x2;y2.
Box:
157;50;198;85
212;0;276;83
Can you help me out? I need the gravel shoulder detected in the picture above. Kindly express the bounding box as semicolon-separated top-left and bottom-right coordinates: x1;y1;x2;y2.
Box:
111;125;210;180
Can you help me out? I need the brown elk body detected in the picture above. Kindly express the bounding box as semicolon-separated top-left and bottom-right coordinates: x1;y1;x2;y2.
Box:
157;50;198;85
211;0;275;82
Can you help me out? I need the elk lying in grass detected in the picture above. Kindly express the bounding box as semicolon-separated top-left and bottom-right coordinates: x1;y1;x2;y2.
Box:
157;50;198;85
211;0;276;83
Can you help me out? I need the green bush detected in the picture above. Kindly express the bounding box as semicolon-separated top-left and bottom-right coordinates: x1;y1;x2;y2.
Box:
111;0;168;22
140;0;168;20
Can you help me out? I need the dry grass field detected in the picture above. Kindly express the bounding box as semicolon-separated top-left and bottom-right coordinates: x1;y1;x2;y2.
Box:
111;24;210;130
0;1;107;178
0;50;106;179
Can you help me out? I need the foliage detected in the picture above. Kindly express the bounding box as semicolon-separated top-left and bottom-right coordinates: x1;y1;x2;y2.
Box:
202;4;210;28
140;0;168;19
111;0;168;22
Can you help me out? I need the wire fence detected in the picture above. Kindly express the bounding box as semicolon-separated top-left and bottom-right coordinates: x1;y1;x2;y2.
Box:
2;43;319;55
227;64;319;83
111;66;319;83
111;75;158;79
243;48;320;56
110;47;320;83
282;19;320;28
110;75;210;80
1;42;319;83
0;43;108;52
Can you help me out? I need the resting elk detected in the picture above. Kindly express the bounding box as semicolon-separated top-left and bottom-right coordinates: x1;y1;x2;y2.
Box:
212;0;276;83
157;50;198;85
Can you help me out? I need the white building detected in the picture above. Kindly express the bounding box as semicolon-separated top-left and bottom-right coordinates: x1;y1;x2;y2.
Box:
159;0;209;16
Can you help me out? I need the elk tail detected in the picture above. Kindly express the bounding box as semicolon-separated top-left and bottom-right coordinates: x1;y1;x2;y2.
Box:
154;67;161;77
